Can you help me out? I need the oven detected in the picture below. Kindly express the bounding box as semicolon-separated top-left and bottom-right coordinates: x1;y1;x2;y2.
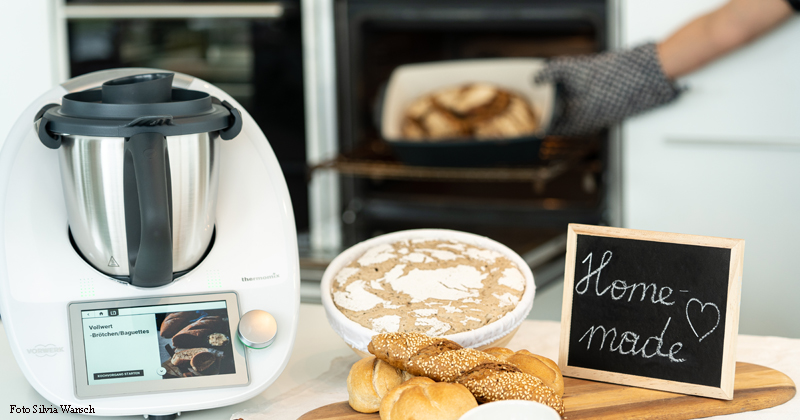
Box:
302;0;617;300
54;0;620;303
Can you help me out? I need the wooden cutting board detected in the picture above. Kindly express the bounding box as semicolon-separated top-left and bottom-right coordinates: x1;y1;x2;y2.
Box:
298;362;795;420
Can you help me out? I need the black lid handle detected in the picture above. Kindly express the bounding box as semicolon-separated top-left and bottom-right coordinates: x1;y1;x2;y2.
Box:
103;73;174;104
35;104;61;149
219;100;242;140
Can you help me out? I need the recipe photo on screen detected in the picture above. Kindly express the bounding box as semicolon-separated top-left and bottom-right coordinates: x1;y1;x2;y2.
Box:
80;301;235;385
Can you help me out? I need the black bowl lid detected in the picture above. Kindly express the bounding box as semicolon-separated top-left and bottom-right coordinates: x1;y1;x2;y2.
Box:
37;72;241;141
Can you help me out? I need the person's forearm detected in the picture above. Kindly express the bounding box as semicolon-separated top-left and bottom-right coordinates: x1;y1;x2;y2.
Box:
657;0;792;79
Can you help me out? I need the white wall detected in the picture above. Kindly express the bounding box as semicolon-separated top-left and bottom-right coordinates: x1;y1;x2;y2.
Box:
621;0;800;337
0;0;66;150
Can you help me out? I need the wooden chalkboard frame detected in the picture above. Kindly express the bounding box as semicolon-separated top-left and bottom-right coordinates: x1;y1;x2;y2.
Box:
559;224;745;400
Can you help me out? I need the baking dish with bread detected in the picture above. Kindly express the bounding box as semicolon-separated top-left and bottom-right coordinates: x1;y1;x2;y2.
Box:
379;59;555;167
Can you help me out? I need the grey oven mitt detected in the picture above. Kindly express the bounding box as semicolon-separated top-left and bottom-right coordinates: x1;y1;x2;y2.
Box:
534;43;683;136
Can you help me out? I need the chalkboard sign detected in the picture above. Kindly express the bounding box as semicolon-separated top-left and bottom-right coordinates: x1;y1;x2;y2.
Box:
558;224;744;399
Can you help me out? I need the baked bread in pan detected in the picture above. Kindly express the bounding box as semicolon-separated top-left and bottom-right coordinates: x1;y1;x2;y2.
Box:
400;83;538;141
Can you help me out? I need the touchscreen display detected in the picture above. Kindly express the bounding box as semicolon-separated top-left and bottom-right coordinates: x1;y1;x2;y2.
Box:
80;301;235;385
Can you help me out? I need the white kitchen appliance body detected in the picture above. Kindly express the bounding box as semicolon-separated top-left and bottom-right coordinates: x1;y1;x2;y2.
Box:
0;69;300;416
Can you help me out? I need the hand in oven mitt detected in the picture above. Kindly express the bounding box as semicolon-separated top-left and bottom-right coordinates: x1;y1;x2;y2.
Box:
534;43;682;136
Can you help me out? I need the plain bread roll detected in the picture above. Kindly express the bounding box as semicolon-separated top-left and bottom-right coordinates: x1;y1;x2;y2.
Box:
347;356;408;413
379;377;477;420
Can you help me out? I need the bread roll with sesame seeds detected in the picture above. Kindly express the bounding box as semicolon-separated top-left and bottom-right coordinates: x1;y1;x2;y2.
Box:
368;333;510;381
407;347;505;382
369;332;565;417
456;365;564;416
347;356;412;413
483;347;565;397
379;376;478;420
368;332;449;371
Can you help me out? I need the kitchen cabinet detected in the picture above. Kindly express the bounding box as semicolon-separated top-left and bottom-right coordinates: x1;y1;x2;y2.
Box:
620;0;800;337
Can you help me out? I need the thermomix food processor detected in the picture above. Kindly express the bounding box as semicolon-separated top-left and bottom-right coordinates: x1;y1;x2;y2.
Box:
0;69;300;417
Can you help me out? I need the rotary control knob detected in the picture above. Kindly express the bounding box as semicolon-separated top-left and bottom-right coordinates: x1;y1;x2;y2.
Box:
237;310;277;349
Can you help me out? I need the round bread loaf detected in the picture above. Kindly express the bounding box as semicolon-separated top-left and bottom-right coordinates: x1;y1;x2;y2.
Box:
379;377;478;420
400;83;538;141
347;356;411;413
330;239;527;337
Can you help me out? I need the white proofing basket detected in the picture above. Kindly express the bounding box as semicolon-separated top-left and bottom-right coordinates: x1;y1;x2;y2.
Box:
320;229;536;354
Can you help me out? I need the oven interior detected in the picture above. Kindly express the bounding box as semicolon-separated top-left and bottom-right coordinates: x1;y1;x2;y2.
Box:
315;0;610;292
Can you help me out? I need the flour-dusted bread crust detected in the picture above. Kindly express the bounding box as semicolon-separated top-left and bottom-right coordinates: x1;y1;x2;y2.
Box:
473;96;538;140
347;356;408;413
379;377;477;420
400;83;538;141
331;239;526;337
435;83;497;115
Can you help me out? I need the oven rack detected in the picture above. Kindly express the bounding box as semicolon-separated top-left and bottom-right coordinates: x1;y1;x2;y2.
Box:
310;137;600;193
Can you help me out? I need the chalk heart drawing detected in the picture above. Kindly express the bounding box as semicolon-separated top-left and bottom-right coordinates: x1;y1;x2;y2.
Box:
686;298;720;343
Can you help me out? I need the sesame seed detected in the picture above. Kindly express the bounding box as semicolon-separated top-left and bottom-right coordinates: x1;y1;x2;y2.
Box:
369;333;565;417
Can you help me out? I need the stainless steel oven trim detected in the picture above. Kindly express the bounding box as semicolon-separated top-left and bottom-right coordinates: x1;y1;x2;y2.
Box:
302;0;343;252
64;3;284;19
607;0;624;227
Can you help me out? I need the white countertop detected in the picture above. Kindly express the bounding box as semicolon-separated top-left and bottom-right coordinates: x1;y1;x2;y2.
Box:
0;304;354;419
1;304;798;419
